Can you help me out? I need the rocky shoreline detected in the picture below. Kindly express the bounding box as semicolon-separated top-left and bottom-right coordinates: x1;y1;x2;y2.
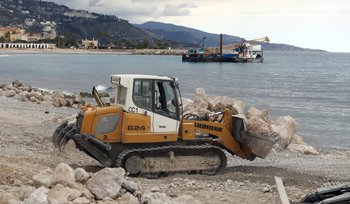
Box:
0;48;187;56
1;80;350;204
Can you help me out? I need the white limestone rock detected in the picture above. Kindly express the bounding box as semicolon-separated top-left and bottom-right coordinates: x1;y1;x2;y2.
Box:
23;186;49;204
33;91;44;101
246;115;273;137
32;168;54;188
86;167;125;200
5;90;16;97
52;163;75;186
52;91;65;100
272;116;298;151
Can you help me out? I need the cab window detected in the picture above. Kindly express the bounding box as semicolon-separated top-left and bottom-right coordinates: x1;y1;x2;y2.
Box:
154;80;178;119
133;79;152;110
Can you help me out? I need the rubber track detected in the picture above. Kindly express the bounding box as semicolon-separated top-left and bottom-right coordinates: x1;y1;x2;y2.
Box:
115;144;227;175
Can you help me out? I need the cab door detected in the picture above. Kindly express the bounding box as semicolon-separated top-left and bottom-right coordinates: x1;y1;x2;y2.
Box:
152;80;179;133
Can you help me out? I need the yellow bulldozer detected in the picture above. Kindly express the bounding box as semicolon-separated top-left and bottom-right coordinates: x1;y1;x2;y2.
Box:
53;74;278;176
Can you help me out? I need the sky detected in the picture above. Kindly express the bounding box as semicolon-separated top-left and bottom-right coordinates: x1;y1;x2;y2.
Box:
50;0;350;52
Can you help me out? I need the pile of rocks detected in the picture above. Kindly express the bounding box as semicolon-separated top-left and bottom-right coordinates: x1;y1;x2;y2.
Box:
0;163;201;204
0;80;84;108
183;88;318;155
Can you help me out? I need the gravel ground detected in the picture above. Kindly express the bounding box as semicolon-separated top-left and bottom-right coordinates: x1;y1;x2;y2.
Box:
1;96;349;204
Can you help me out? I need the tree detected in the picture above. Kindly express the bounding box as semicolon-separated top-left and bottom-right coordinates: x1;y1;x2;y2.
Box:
142;39;149;49
0;36;5;43
5;32;11;42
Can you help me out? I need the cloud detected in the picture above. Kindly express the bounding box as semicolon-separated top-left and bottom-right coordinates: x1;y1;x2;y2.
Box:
88;0;103;7
162;3;197;16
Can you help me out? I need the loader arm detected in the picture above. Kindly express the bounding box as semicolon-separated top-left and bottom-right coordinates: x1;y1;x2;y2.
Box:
183;109;277;160
183;119;251;159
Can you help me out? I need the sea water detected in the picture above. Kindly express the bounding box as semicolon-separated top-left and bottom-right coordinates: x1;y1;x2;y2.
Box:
0;51;349;149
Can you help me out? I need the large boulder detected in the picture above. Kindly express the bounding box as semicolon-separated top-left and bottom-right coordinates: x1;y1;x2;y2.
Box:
33;92;44;101
33;168;54;188
12;79;22;88
86;167;125;200
52;163;75;186
25;92;34;99
4;90;16;97
0;89;3;96
272;116;298;150
52;91;65;100
21;85;32;92
207;96;244;114
246;115;273;137
0;82;6;89
52;98;67;107
23;186;49;204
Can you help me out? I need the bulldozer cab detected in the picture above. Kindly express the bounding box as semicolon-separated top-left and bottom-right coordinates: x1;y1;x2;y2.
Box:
110;74;181;133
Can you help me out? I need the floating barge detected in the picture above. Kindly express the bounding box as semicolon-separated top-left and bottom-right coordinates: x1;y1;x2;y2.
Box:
182;34;268;63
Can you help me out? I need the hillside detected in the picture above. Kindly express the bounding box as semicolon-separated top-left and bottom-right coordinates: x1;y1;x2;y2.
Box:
0;0;169;47
137;21;325;51
136;21;244;48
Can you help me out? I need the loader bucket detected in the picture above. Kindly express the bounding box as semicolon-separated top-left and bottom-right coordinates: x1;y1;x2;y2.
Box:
232;116;279;159
241;131;279;158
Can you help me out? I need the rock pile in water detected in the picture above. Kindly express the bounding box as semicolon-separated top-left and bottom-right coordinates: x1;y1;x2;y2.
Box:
0;163;201;204
183;88;318;155
0;80;84;108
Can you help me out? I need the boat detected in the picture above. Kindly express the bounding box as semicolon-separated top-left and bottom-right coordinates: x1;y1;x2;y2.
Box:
182;34;269;63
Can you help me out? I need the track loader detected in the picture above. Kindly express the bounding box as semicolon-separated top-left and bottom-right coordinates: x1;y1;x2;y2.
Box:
53;74;278;176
